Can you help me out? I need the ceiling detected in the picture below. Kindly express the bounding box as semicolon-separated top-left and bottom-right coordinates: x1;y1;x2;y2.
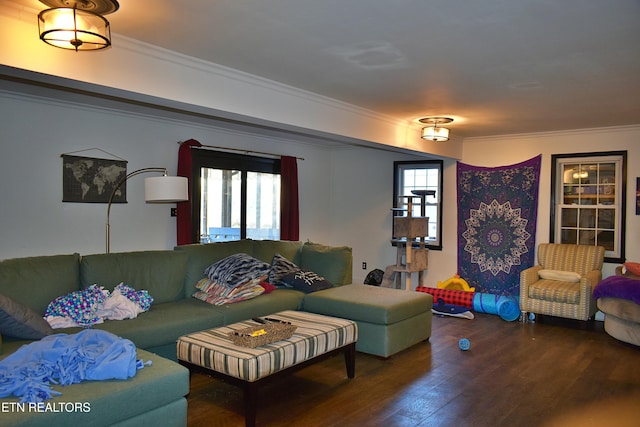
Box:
12;0;640;138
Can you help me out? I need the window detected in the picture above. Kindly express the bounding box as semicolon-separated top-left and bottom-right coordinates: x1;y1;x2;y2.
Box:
393;160;443;250
191;150;281;242
551;151;627;262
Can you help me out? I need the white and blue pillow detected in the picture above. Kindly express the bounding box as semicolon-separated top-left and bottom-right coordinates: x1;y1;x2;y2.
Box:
280;270;333;293
204;253;271;288
268;254;299;287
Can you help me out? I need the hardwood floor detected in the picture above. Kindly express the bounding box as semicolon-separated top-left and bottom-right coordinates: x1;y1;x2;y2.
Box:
186;313;640;427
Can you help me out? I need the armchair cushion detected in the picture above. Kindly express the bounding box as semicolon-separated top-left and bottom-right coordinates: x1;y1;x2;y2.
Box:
528;280;581;304
538;269;581;282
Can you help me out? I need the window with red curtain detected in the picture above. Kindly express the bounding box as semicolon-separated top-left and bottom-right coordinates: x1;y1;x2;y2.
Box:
280;156;299;241
178;146;300;243
176;139;201;246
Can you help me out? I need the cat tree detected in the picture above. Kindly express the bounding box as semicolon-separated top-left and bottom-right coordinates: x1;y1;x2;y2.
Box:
382;191;432;290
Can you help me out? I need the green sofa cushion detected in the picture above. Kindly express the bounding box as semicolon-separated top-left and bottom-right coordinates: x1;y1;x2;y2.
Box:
300;242;353;286
56;299;225;351
251;239;302;264
175;240;255;297
80;251;188;304
0;253;80;315
212;288;305;325
303;284;433;325
0;347;188;427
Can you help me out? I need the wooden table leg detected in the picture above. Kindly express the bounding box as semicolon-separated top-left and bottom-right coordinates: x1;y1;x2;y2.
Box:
344;342;356;379
243;381;258;427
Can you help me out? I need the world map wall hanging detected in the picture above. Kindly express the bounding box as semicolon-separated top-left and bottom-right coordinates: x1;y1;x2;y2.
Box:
62;154;128;203
457;155;541;296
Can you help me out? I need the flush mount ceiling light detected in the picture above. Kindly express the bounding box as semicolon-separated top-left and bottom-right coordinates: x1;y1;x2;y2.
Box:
572;169;589;179
419;117;454;142
38;0;119;51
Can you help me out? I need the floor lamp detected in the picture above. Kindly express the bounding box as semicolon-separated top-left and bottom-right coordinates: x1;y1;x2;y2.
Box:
106;168;188;253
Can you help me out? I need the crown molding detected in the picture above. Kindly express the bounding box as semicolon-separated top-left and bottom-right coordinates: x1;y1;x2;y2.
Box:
112;33;408;130
463;124;640;142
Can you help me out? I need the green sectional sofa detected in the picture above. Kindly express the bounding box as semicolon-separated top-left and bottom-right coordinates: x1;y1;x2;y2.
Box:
0;239;432;426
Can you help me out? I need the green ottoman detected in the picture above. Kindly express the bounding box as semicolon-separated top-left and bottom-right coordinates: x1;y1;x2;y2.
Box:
302;284;433;357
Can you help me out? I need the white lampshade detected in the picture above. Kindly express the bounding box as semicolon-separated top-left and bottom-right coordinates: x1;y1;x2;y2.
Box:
421;126;450;142
144;176;189;203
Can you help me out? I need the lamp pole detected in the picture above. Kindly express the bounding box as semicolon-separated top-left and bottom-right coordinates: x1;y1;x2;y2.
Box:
105;167;168;254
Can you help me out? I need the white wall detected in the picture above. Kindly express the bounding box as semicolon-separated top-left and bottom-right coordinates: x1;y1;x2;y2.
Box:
458;127;640;279
329;148;412;285
0;88;423;270
328;148;458;286
0;90;335;259
1;89;637;286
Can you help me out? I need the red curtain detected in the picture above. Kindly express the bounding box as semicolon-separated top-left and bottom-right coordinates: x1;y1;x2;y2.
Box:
176;139;202;245
280;156;299;241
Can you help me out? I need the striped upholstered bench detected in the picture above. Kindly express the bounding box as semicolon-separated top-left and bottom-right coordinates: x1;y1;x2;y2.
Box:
177;310;357;426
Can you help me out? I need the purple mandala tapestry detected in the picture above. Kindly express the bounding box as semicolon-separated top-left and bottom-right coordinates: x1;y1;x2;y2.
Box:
457;155;541;296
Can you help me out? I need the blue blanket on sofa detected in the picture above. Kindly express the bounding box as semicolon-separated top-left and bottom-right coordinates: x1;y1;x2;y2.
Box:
0;329;147;403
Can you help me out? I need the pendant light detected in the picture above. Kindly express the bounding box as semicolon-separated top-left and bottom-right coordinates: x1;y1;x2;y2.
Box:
37;0;119;51
419;117;454;142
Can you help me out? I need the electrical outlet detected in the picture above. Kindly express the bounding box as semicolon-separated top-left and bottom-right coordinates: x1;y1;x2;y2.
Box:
362;262;367;270
171;208;177;217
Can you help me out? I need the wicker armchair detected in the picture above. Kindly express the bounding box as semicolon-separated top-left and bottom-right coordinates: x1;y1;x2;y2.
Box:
520;243;605;321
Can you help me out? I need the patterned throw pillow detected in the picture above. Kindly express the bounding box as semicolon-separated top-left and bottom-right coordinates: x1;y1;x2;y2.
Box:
204;253;271;288
194;277;217;293
280;269;333;293
192;277;265;305
268;254;299;287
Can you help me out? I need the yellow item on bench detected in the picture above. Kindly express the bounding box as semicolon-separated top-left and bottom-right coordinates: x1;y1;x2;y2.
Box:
437;274;475;292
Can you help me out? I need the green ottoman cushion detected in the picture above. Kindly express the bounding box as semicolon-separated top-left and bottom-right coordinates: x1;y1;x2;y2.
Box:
303;284;432;325
302;284;433;357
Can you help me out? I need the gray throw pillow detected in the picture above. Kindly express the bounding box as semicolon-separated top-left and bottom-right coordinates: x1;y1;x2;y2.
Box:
0;294;53;339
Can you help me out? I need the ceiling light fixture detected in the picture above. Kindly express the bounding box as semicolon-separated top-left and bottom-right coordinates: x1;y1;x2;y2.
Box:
419;117;454;142
572;170;589;179
37;0;119;51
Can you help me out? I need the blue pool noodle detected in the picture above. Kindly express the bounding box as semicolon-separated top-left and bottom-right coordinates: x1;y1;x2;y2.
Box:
473;293;521;321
